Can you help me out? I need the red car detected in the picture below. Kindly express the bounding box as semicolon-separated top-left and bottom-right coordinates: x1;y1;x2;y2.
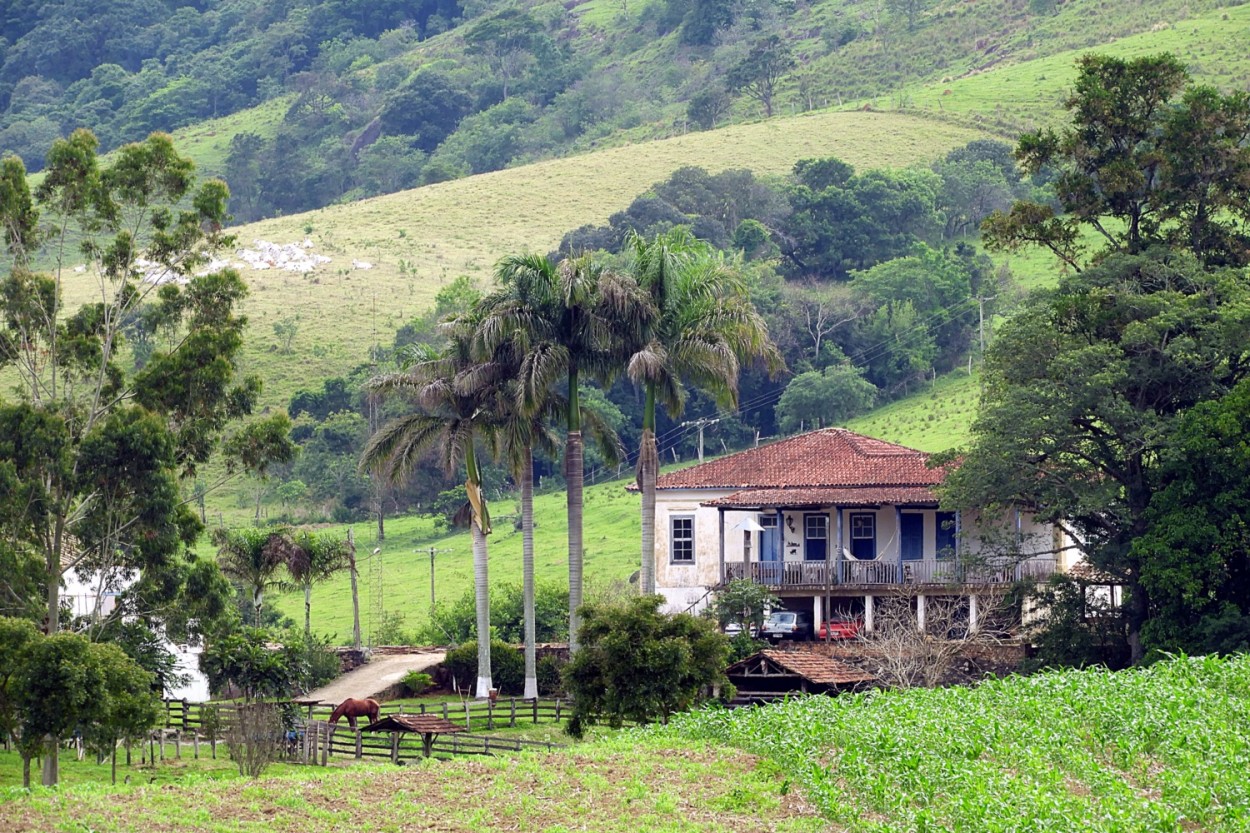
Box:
817;617;862;640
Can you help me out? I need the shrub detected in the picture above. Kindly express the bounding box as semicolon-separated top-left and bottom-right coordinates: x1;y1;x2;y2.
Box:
536;654;566;696
443;640;525;695
401;670;434;696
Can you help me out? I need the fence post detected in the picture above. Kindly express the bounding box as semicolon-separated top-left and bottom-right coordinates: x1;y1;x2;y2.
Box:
321;725;329;766
193;733;199;760
355;729;363;759
484;736;490;755
174;733;181;759
533;698;538;724
390;732;399;764
487;699;494;730
555;699;562;722
442;702;448;721
510;698;516;728
181;698;189;732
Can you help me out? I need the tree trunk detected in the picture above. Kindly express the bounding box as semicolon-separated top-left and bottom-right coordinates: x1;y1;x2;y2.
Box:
521;445;538;700
471;521;493;698
21;752;30;788
304;582;312;636
253;588;263;628
348;530;362;650
567;368;585;654
638;385;659;596
41;736;57;786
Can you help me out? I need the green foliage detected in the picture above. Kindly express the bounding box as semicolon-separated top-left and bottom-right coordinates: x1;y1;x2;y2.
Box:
776;366;878;432
660;654;1250;829
443;639;525;695
563;595;730;737
199;627;305;701
726;36;796;118
400;670;434;696
536;653;567;696
708;579;780;633
983;53;1250;271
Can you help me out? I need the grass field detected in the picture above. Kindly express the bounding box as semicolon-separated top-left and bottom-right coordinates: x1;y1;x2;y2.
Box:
268;472;644;640
4;656;1245;831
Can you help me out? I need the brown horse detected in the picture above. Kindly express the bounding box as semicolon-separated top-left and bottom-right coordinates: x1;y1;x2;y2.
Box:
329;697;380;729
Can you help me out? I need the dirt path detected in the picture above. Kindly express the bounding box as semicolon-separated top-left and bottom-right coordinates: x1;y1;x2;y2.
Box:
305;651;445;704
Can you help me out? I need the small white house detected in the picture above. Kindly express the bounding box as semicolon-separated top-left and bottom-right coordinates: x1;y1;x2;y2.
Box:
650;428;1081;632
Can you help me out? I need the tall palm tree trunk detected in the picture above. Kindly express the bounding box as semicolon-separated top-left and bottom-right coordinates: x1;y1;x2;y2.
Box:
471;520;493;698
567;368;585;654
253;588;264;627
521;445;538;699
466;445;493;698
304;582;312;636
639;383;659;596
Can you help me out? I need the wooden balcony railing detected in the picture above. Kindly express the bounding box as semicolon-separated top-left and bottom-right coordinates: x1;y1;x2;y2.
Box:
724;557;1057;588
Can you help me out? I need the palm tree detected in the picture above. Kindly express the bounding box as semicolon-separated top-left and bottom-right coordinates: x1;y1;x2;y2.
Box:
361;323;502;698
213;527;291;627
624;229;783;595
483;253;647;653
282;530;351;636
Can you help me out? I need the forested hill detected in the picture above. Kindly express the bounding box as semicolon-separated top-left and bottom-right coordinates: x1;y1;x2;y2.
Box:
2;0;1243;223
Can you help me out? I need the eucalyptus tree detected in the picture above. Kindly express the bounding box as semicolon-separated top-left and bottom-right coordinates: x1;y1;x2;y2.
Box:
213;527;290;628
361;320;503;697
623;230;782;595
484;253;646;653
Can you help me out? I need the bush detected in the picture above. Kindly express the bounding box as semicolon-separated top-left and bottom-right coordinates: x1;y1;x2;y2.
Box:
536;654;566;696
223;702;286;778
401;670;434;696
443;640;525;696
564;596;731;738
727;632;769;664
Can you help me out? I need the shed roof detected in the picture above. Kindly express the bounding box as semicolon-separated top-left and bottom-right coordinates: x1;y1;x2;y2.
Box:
726;649;876;686
363;714;465;734
655;428;946;491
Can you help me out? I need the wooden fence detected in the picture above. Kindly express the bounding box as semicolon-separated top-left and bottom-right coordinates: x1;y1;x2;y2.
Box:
294;719;562;766
164;696;573;736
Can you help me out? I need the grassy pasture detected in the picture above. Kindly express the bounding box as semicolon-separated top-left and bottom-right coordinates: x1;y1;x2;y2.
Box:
896;3;1250;134
267;473;643;640
0;738;823;832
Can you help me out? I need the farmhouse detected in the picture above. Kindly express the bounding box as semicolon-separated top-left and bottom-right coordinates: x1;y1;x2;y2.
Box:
651;428;1080;632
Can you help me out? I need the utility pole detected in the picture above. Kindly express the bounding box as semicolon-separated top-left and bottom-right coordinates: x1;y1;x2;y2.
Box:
681;417;721;462
977;295;997;356
423;546;454;610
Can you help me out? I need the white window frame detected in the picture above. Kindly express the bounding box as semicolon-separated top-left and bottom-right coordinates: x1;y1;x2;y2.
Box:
670;514;695;564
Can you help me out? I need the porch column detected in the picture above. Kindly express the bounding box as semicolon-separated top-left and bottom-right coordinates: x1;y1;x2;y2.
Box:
916;594;926;632
896;505;904;584
717;507;726;585
864;594;874;633
954;510;962;581
813;596;822;625
969;594;979;634
833;505;843;585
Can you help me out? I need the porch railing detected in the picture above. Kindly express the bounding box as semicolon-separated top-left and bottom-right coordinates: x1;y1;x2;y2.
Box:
724;557;1057;588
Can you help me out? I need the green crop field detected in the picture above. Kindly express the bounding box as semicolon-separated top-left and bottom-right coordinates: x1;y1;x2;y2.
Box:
659;653;1250;831
4;656;1246;831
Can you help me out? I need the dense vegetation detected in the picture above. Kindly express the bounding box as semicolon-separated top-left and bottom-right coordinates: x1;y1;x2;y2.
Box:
660;654;1250;831
4;0;1243;222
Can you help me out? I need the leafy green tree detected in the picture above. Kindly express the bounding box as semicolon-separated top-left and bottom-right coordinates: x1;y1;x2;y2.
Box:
1133;378;1250;656
199;627;301;701
379;68;472;153
982;53;1250;271
941;250;1250;665
623;229;781;595
484;253;646;653
82;641;159;784
564;595;730;737
708;579;779;633
0;617;38;761
776;365;877;433
362;321;503;697
726;36;795;118
686;87;730;130
464;9;542;100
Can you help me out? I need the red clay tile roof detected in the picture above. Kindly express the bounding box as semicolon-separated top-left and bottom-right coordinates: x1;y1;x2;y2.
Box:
703;485;940;508
725;649;876;686
656;428;947;491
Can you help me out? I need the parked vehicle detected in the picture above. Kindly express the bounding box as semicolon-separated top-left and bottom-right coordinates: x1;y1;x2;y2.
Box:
817;617;863;640
723;622;759;638
761;611;813;642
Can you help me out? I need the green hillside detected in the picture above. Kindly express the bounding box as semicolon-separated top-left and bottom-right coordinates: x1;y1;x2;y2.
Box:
270;474;644;640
